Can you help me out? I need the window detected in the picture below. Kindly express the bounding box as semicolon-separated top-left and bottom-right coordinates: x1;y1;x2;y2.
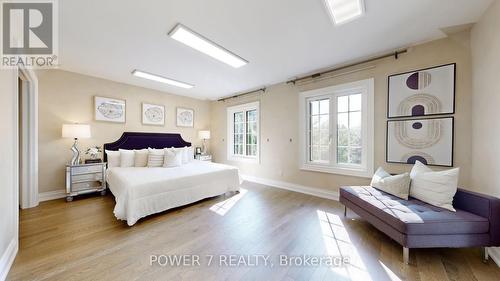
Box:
227;102;259;162
299;79;374;178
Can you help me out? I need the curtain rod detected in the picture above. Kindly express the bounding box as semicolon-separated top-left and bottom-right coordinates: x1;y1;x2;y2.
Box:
286;49;408;85
218;88;266;102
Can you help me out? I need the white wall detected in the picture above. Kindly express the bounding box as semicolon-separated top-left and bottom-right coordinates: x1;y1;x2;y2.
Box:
471;0;500;265
471;0;500;198
0;69;19;280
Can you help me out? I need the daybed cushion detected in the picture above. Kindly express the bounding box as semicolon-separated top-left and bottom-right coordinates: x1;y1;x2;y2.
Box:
340;186;489;235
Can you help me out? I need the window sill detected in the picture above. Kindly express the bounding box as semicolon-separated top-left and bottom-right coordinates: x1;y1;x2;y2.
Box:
228;155;260;164
300;164;372;178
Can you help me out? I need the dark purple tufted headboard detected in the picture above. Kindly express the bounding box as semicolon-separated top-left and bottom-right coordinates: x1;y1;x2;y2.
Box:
103;132;191;162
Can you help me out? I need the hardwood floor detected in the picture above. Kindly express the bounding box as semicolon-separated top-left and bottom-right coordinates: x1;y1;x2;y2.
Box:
8;181;500;281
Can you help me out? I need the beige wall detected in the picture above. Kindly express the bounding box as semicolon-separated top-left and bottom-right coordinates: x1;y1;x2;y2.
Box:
471;0;500;198
38;70;211;193
0;68;18;278
211;33;473;193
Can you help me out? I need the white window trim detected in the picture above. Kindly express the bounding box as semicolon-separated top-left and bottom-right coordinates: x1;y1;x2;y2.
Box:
227;101;260;163
298;78;374;178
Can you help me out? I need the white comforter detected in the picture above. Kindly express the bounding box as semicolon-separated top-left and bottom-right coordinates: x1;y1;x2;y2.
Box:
106;160;241;226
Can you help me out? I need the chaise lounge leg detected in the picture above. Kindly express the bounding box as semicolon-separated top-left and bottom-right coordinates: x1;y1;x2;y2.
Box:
343;205;347;217
482;247;489;263
403;247;410;265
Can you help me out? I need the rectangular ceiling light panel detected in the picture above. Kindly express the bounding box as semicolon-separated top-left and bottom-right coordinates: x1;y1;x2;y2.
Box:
324;0;365;25
132;70;194;89
168;24;248;68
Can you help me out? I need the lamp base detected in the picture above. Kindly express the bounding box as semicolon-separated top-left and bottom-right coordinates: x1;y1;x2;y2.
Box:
70;139;80;165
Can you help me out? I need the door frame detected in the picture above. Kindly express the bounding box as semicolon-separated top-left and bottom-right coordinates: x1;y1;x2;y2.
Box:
17;65;39;209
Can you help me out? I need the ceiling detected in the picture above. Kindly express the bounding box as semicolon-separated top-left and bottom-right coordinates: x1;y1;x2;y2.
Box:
58;0;493;100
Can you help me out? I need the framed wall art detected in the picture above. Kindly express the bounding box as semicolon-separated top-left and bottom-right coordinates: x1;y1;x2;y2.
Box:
386;117;454;167
388;63;455;118
142;103;165;126
94;96;126;123
176;107;194;127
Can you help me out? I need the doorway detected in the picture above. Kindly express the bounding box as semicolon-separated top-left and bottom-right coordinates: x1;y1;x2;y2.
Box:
17;66;39;209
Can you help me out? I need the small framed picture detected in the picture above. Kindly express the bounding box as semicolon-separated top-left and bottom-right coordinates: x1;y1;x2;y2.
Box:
94;96;126;123
142;103;165;126
176;107;194;127
195;147;202;155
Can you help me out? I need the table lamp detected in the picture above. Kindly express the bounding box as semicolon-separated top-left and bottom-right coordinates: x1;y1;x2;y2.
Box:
62;124;91;165
198;130;211;155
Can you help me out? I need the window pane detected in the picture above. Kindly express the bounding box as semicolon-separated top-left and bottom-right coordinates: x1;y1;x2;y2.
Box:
349;94;362;111
349;129;362;146
349;148;362;164
320;99;329;114
338;113;348;129
311;146;319;161
320;131;330;146
310;100;319;115
234;112;244;123
247;110;257;122
320;115;329;130
320;146;329;161
311;116;319;129
349;111;361;129
338;129;348;146
311;130;320;145
338;96;349;113
337;147;348;164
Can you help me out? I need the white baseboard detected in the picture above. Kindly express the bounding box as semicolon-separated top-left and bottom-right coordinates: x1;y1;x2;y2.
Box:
0;238;18;281
241;174;339;201
39;189;66;202
489;247;500;267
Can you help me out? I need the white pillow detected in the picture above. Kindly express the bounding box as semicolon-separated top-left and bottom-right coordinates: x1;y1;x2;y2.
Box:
370;167;411;200
410;161;460;211
134;149;149;167
187;146;194;162
147;148;164;167
119;149;135;167
172;147;189;164
163;148;183;167
105;150;120;168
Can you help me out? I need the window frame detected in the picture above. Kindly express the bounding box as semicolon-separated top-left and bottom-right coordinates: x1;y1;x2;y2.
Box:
227;101;260;163
299;79;374;178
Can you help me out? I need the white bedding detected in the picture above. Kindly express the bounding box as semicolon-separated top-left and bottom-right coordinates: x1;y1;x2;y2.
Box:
106;160;241;225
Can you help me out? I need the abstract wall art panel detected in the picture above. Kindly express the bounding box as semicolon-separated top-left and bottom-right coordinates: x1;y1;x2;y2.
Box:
388;63;455;118
142;103;165;126
176;107;194;127
94;96;126;123
386;117;454;167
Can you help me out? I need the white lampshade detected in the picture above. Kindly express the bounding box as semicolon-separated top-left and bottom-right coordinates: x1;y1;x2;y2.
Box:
62;124;91;139
198;130;211;140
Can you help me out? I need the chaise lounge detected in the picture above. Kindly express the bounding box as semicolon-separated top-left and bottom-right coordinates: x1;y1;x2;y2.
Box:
340;186;500;264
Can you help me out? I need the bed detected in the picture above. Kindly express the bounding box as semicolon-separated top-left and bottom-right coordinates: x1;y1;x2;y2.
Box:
104;132;241;226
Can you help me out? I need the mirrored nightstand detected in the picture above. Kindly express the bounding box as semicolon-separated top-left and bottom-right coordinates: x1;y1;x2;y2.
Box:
195;154;212;162
65;162;107;202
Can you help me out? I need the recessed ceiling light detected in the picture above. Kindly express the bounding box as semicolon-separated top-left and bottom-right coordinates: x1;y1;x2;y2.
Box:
324;0;365;25
132;70;194;89
168;24;248;68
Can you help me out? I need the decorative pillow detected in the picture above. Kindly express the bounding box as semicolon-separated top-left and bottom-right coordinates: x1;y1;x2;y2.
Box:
187;146;194;162
370;167;411;200
119;149;135;167
147;148;164;167
163;148;183;167
134;149;149;167
105;150;120;168
410;161;460;212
